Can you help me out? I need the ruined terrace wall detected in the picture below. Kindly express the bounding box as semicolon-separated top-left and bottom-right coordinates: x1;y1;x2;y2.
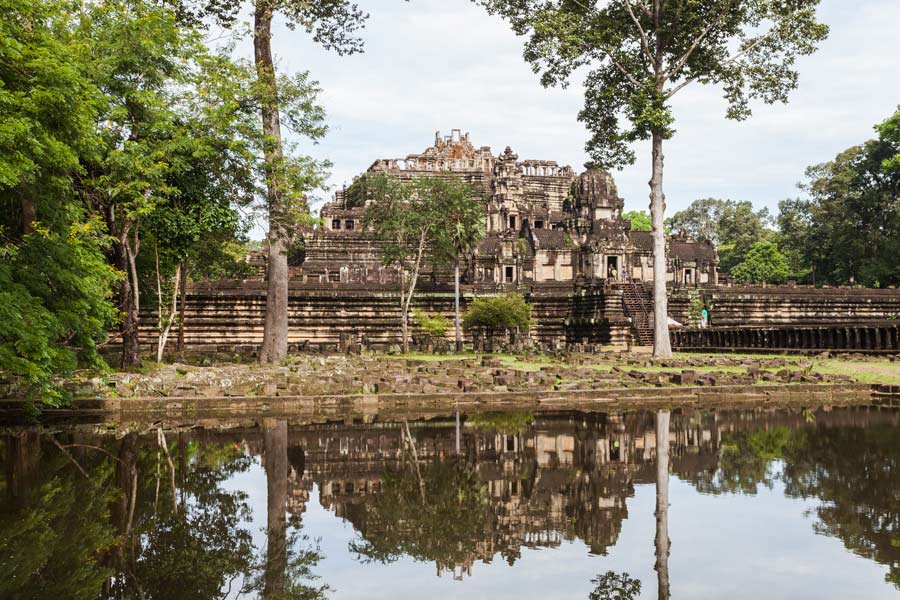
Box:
667;286;900;327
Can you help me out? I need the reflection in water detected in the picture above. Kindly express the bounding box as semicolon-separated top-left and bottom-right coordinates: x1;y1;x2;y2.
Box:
655;411;670;600
1;406;899;599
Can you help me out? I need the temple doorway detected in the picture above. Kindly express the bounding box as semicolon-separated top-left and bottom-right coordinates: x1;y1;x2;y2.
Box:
606;256;619;280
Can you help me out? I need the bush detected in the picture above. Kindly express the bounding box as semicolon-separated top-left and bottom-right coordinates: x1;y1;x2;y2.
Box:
463;293;532;332
413;310;450;339
731;241;790;284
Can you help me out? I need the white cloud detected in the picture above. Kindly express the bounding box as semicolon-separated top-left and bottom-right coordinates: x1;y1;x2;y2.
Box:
244;0;900;238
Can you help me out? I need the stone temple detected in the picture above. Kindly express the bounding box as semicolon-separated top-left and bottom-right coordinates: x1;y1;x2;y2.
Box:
305;129;718;288
145;130;900;355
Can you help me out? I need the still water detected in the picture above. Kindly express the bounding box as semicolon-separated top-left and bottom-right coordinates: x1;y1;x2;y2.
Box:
2;405;899;599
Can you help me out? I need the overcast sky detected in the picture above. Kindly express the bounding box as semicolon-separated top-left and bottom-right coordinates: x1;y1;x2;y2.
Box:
237;0;900;237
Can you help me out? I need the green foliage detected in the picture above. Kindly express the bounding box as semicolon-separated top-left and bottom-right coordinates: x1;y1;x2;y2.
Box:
349;459;489;567
463;293;533;332
731;241;790;285
477;0;828;168
623;210;651;232
589;571;642;600
363;173;486;271
667;199;774;271
0;224;120;404
0;438;117;599
0;0;120;401
777;107;900;287
468;410;535;434
687;289;704;327
413;310;451;339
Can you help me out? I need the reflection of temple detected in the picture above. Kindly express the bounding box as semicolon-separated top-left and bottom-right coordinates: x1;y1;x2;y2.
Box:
271;411;730;576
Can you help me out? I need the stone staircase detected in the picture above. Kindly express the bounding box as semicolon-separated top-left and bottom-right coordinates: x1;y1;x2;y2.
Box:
618;281;654;346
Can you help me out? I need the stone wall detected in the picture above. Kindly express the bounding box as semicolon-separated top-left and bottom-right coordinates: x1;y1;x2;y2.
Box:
137;279;632;355
668;286;900;327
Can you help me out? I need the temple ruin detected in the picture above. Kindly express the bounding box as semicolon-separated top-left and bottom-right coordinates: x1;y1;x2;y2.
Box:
136;130;900;355
306;129;718;288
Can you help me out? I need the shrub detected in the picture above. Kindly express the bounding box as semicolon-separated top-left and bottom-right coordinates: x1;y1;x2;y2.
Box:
463;293;532;333
413;310;450;339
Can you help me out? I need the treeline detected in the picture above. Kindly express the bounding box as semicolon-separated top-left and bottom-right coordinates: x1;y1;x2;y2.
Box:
0;0;338;400
630;107;900;288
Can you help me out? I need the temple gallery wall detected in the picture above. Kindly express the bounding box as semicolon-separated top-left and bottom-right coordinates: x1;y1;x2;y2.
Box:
137;130;900;355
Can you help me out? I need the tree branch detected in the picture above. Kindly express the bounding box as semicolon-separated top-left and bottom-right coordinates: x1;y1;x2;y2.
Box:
665;18;784;99
624;0;656;69
664;0;736;82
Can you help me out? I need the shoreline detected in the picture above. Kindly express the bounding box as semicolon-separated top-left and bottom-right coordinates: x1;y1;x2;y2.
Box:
2;382;896;424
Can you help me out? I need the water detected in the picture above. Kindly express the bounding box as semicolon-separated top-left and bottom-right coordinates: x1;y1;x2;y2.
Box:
2;405;899;599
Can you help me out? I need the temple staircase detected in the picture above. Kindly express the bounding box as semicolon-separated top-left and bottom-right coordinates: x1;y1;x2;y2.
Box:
618;281;654;346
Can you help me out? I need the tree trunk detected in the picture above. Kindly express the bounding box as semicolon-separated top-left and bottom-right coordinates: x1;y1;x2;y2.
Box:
401;233;427;354
263;419;288;597
650;131;672;358
156;260;181;363
454;263;462;352
255;0;290;364
176;264;187;354
115;232;142;369
655;410;671;600
21;197;35;235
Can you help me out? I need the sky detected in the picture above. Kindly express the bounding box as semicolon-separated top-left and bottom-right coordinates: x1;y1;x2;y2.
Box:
234;0;900;238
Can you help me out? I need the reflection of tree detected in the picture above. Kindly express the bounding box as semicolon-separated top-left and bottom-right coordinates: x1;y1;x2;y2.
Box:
241;419;328;600
781;424;900;589
99;431;256;599
589;571;642;600
348;458;489;570
468;411;535;434
654;411;670;600
692;428;792;496
0;434;116;600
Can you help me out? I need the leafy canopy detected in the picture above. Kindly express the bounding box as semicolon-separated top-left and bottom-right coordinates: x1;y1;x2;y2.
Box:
731;240;789;284
477;0;829;167
776;107;900;287
463;293;533;332
362;173;486;270
667;198;773;271
623;210;651;232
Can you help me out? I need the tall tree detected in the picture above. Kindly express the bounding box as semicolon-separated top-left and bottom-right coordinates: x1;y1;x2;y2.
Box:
477;0;828;357
777;107;900;287
0;0;119;401
364;174;484;353
428;180;485;352
667;198;773;271
76;0;204;368
182;0;368;364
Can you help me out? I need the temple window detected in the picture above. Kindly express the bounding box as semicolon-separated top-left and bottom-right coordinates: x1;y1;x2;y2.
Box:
331;219;341;230
534;220;544;229
345;219;354;230
508;215;517;229
505;266;514;282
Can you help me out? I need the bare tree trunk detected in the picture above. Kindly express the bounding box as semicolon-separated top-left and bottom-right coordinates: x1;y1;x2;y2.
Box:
115;228;142;368
263;419;288;598
256;0;290;364
655;410;671;600
454;263;462;352
650;131;672;358
21;197;35;235
155;254;181;363
400;233;427;354
176;263;187;354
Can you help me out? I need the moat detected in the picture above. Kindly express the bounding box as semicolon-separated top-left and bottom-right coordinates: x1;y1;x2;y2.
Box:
3;404;900;599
